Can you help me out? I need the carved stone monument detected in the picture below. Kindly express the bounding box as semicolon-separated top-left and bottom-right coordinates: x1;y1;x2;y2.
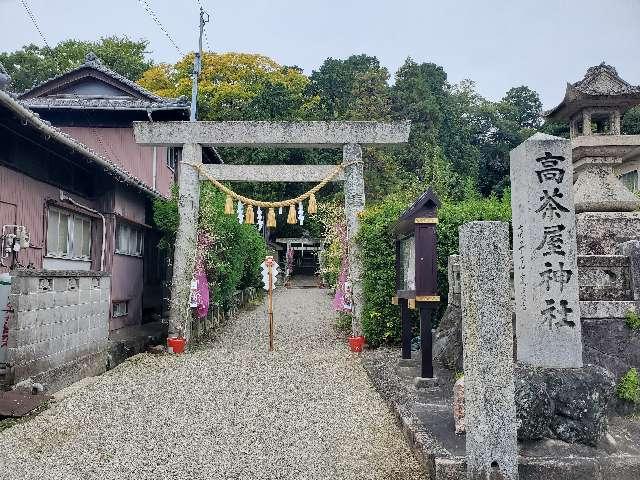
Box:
510;133;582;368
460;221;517;480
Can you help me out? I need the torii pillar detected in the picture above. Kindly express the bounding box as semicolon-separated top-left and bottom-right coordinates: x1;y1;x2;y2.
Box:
133;121;410;342
343;143;365;336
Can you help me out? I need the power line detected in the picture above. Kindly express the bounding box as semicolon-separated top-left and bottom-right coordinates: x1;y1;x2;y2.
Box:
137;0;184;57
20;0;50;49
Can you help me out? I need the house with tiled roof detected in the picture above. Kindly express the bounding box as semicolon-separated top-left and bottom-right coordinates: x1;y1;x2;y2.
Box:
0;52;222;389
1;53;215;337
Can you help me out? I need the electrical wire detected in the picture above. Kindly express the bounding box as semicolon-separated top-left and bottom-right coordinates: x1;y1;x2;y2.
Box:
137;0;184;57
19;0;50;48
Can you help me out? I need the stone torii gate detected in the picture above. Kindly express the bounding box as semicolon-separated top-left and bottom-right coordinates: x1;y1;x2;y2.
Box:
133;121;410;340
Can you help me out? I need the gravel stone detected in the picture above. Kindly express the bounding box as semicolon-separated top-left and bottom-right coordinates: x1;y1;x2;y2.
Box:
0;288;424;480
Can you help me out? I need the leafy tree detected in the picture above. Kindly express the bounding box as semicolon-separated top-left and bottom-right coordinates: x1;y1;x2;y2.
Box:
389;59;482;200
500;85;543;129
623;106;640;135
0;36;152;92
476;86;543;195
540;120;570;138
139;52;315;121
307;54;390;120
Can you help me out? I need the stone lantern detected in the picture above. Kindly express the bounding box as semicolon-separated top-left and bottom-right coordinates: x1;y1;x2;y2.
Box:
545;63;640;254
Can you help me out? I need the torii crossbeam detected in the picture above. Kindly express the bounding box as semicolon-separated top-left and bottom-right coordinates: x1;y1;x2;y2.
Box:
133;120;411;342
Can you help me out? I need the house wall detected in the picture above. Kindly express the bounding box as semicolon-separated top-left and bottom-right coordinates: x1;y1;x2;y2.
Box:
60;127;174;197
0;165;100;272
0;165;153;331
108;187;147;331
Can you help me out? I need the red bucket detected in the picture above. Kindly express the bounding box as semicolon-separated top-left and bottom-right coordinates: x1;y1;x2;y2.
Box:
167;337;187;354
348;335;365;353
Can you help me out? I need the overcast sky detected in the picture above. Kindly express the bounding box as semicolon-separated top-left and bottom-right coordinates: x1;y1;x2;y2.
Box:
1;0;639;108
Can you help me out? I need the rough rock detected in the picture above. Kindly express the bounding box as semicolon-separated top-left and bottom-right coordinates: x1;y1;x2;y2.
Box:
433;303;463;372
514;364;616;446
514;368;554;440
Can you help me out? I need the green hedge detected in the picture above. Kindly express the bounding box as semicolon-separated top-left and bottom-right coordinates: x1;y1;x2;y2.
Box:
357;190;511;347
154;183;266;309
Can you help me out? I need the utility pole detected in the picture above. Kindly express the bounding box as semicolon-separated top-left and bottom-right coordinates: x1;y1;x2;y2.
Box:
190;6;209;122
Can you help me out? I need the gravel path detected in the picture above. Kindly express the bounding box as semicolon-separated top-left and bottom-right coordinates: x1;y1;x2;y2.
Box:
0;288;425;480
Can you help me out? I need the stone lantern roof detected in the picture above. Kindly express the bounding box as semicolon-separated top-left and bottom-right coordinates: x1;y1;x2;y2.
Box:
545;63;640;122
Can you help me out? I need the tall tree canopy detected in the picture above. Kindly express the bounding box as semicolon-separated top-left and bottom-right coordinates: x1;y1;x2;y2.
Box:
0;36;152;92
138;52;316;120
1;38;550;201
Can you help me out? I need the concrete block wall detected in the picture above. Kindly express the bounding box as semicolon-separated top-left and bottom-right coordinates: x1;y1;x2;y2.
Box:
3;270;110;392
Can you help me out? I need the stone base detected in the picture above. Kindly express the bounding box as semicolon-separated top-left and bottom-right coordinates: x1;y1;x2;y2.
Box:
414;376;439;390
398;357;417;368
515;364;615;446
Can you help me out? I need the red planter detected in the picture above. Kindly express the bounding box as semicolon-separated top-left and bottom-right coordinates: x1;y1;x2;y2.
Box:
348;335;365;353
167;337;187;354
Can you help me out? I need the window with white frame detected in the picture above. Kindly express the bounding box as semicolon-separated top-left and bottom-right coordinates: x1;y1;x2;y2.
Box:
115;221;144;257
166;147;182;171
112;300;128;317
46;208;91;259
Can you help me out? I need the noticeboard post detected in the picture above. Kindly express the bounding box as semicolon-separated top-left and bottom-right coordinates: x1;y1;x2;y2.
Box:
392;188;440;379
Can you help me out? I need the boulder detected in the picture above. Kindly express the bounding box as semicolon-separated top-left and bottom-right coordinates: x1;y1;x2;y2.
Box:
514;364;615;446
514;368;553;440
433;304;463;372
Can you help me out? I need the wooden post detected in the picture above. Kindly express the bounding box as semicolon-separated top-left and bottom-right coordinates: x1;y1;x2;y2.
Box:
400;298;412;360
419;305;434;378
268;260;274;351
169;143;202;342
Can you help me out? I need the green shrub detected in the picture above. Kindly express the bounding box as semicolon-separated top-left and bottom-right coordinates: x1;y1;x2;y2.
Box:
436;191;512;306
153;182;267;310
335;312;353;333
358;190;418;347
625;310;640;330
314;198;346;289
357;189;511;347
617;368;640;404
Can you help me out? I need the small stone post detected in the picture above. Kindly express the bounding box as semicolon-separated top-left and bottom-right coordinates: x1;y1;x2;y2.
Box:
460;221;517;480
169;143;202;341
510;133;582;368
343;143;365;336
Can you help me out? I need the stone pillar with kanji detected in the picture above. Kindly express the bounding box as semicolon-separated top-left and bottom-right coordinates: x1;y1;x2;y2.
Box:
510;133;582;368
